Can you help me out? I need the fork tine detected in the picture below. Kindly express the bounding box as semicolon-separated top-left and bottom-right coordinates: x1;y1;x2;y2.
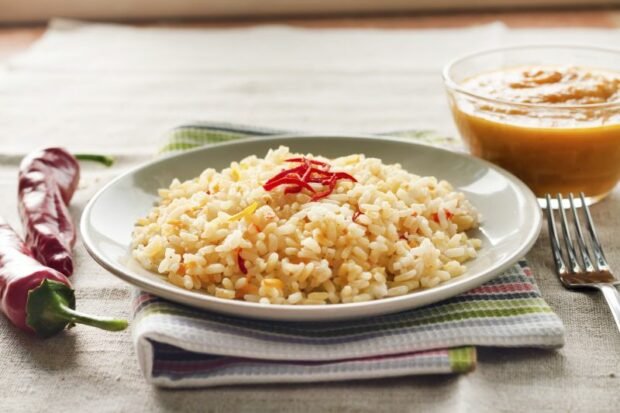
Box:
546;194;567;276
579;192;610;271
557;194;582;273
569;193;595;272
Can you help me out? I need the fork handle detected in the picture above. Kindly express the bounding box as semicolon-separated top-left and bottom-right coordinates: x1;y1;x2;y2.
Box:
599;284;620;332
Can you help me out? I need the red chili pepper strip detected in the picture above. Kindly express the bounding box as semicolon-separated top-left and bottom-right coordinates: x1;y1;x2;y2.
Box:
18;148;79;276
263;176;316;193
264;164;307;187
306;177;328;183
264;157;357;201
352;210;363;222
310;173;356;201
431;210;454;224
284;186;304;194
301;164;314;181
311;176;338;201
307;167;334;177
0;217;128;338
331;171;358;182
285;158;330;168
237;249;248;275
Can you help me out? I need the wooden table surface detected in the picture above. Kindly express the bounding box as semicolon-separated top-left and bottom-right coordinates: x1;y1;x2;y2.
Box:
1;8;619;61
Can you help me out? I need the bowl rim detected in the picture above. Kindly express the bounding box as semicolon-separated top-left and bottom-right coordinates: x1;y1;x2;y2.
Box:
442;44;620;110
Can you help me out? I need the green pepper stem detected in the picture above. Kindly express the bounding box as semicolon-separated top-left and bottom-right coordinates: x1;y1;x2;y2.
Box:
74;153;115;167
55;304;128;331
27;279;128;338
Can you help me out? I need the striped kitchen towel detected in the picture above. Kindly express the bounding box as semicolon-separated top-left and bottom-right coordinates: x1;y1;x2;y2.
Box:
132;122;564;388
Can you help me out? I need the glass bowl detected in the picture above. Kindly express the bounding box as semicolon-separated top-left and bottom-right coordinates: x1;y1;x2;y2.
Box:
443;45;620;205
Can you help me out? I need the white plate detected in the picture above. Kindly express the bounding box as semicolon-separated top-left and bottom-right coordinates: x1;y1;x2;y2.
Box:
81;135;541;321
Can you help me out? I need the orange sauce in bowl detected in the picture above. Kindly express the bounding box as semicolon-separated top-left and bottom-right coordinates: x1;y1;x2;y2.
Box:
450;66;620;198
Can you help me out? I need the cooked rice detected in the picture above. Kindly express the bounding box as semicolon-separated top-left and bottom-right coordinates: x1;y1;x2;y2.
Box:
131;146;482;305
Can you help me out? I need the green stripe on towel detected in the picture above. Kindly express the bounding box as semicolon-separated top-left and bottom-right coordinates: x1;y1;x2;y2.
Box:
448;347;477;373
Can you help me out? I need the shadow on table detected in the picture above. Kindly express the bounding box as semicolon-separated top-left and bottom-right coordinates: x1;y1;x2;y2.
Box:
2;317;80;370
152;373;460;411
155;373;458;392
477;346;562;366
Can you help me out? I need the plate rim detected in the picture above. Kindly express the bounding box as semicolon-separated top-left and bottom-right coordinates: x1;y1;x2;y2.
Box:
80;133;542;320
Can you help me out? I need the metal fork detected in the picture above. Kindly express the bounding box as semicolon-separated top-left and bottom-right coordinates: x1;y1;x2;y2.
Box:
545;192;620;332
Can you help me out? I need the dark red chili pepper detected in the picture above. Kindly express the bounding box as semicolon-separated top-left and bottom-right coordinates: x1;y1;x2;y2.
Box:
236;249;248;275
0;217;127;338
18;148;79;276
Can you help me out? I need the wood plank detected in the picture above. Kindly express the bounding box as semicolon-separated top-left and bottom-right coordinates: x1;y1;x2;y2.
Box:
0;26;45;60
0;9;618;61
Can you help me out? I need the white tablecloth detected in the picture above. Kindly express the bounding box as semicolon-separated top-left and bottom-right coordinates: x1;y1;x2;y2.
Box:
1;19;619;412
